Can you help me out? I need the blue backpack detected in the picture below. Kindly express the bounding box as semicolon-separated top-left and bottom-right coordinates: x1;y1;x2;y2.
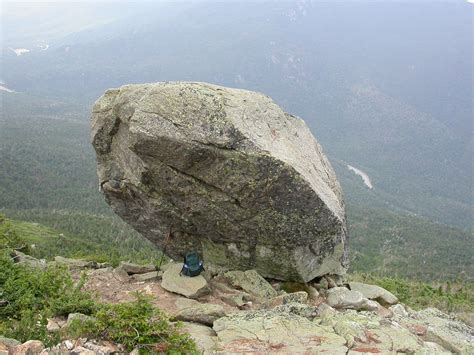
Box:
180;251;204;277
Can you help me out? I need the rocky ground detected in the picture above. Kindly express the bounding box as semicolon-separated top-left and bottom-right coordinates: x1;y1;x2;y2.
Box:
2;254;474;354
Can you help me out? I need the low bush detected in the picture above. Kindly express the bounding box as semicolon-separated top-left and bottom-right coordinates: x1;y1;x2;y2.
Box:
0;214;29;253
0;251;196;353
69;293;198;354
0;251;96;346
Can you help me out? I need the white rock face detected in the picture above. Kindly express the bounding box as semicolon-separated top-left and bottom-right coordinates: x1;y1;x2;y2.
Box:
91;82;348;282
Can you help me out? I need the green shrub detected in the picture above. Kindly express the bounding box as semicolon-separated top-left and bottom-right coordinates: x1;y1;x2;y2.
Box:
0;214;29;253
69;293;197;354
0;252;95;346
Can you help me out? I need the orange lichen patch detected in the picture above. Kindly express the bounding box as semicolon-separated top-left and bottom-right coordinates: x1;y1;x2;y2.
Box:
223;338;269;352
269;342;286;350
407;323;427;336
364;330;382;344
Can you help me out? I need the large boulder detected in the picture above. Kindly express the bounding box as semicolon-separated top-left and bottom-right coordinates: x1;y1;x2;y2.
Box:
91;82;348;282
173;298;225;326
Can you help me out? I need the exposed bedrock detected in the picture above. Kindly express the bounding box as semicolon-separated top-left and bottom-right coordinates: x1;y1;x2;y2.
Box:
91;82;348;282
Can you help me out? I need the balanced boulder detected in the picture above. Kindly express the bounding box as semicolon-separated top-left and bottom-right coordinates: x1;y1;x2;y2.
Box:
91;82;348;282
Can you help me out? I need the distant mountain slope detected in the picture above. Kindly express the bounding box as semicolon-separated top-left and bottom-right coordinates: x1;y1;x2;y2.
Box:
1;2;471;229
0;212;162;265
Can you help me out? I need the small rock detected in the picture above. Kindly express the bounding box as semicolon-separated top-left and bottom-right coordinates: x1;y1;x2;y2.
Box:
326;287;372;311
407;323;428;336
274;302;319;319
54;256;97;269
181;322;217;353
64;340;74;350
66;313;95;328
161;263;209;299
261;291;308;309
0;337;20;353
0;337;20;349
174;298;226;326
70;346;94;355
349;282;398;306
363;299;380;312
210;277;238;293
307;285;319;299
324;275;337;288
83;340;117;353
119;262;156;274
11;250;46;269
46;317;65;332
131;270;162;282
315;277;329;290
221;292;248;308
14;340;44;354
97;262;112;268
390;303;408;317
374;304;394;318
317;303;338;320
113;266;130;282
223;270;277;299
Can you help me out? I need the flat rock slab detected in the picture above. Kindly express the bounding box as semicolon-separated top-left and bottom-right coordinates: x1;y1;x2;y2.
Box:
131;270;162;282
119;262;156;274
349;282;398;306
91;81;348;282
213;306;348;353
401;308;474;354
321;309;435;353
174;298;225;326
161;263;210;299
